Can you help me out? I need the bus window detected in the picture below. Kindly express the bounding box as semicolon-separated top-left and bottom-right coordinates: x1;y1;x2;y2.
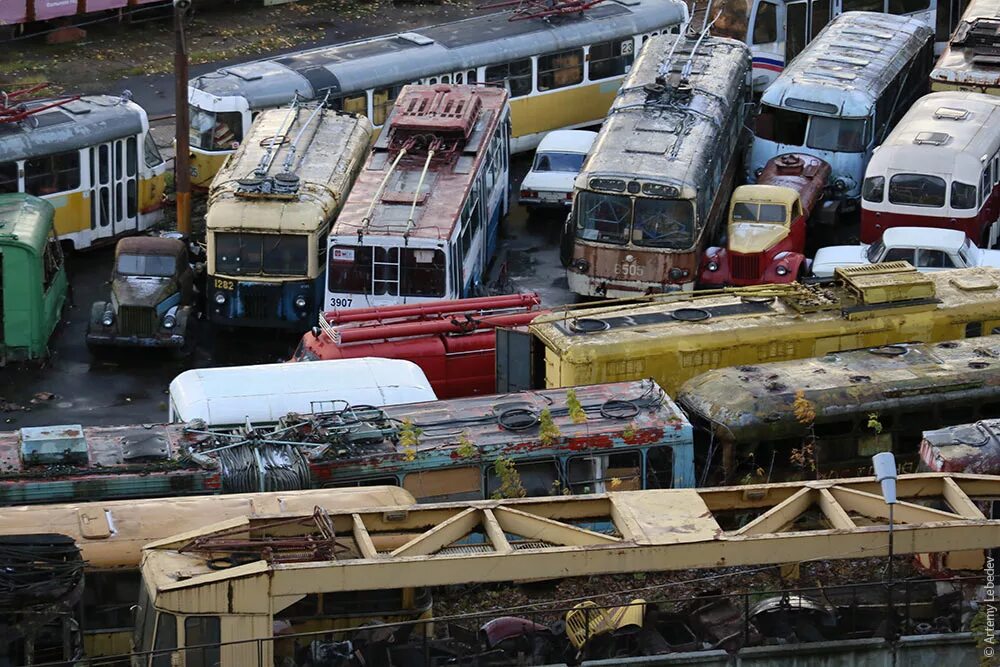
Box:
889;174;946;207
951;182;977;209
467;69;477;84
325;476;399;488
810;0;831;38
889;0;930;13
24;151;80;195
755;105;808;145
402;466;481;501
184;617;220;667
0;161;18;193
343;94;367;116
485;60;532;98
538;49;584;91
752;1;777;44
632;199;695;249
862;176;885;203
42;237;63;292
399;248;446;297
576;191;630;244
843;0;885;9
152;613;177;667
373;86;403;126
645;446;674;488
588;39;635;80
807;116;866;152
983;170;992;206
486;460;559;497
786;1;808;62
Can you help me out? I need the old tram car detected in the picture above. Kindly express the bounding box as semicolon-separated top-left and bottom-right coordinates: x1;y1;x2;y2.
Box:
0;91;167;250
861;91;1000;247
325;85;510;309
185;0;688;188
562;30;751;296
700;153;830;287
206;103;372;329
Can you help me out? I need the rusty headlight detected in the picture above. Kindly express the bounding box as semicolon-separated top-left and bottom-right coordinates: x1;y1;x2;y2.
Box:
571;258;590;273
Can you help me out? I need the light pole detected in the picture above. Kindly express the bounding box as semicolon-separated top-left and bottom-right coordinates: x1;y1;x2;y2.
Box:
872;451;898;649
173;0;192;235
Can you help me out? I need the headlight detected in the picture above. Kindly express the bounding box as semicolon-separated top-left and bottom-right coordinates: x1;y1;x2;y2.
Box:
775;265;789;276
294;295;308;309
214;292;226;305
754;167;764;178
162;314;176;329
101;312;114;327
835;178;847;191
668;267;687;281
571;258;590;273
707;261;719;272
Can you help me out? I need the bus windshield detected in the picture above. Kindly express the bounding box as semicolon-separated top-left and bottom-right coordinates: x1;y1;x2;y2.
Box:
328;245;447;296
575;192;695;249
756;105;867;152
117;254;175;278
189;106;243;151
215;232;308;276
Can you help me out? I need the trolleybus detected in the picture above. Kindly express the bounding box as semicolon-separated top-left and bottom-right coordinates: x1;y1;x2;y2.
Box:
860;91;1000;246
497;263;1000;396
562;29;751;297
325;84;509;309
185;0;688;188
205;103;372;329
0;91;167;249
749;12;934;211
930;0;1000;95
678;335;1000;483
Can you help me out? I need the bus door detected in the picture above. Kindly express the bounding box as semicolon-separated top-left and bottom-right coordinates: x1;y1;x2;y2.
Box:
90;138;139;241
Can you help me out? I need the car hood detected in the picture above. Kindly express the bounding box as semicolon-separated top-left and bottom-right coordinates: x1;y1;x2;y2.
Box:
728;222;788;254
520;171;577;193
113;276;176;307
810;246;870;278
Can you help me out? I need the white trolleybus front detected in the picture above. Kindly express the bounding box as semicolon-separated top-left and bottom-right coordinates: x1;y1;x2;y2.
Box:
325;84;510;311
562;27;752;297
861;91;1000;246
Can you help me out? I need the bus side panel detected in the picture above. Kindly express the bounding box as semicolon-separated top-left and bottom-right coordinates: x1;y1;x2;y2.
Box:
221;615;271;667
510;82;620;141
1;246;36;358
49;191;92;246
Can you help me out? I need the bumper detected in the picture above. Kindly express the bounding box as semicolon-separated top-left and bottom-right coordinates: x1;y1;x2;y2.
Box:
520;196;572;208
86;331;186;348
566;271;694;298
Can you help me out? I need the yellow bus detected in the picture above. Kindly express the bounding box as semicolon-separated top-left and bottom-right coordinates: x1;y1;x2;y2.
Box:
497;263;1000;395
0;94;167;250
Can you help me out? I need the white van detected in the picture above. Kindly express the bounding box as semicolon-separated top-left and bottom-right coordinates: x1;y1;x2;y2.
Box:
168;357;437;425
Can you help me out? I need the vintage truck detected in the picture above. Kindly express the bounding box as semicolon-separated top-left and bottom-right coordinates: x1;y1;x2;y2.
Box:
86;235;202;354
699;154;830;287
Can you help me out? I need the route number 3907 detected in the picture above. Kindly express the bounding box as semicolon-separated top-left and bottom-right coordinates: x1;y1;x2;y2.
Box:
614;263;643;277
330;297;353;308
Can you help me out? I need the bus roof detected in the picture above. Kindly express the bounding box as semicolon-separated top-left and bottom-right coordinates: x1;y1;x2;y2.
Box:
932;0;1000;86
189;0;688;107
762;12;933;118
577;32;750;199
168;357;437;425
332;85;508;243
0;95;146;164
866;92;1000;181
0;194;55;254
678;336;1000;441
207;106;373;233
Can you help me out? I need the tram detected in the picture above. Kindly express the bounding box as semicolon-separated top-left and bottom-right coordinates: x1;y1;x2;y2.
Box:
748;12;934;212
678;335;1000;483
562;29;751;297
325;84;509;309
205;102;372;329
184;0;688;188
861;91;1000;246
497;263;1000;396
930;0;1000;95
0;90;167;249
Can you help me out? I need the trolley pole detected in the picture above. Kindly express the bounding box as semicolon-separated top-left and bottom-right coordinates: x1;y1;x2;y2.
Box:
173;0;192;235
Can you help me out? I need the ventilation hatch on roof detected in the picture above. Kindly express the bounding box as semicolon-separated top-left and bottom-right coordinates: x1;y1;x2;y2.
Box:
804;68;857;81
841;27;893;40
61;100;92;115
914;131;950;145
830;40;883;53
399;32;434;46
934;106;969;120
223;64;264;81
817;54;870;67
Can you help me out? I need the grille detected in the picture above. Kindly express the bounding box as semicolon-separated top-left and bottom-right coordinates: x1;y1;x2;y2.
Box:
118;306;157;337
240;285;281;321
730;253;761;282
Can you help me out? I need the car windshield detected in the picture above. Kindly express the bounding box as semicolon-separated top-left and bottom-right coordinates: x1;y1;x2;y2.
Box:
215;232;308;276
117;254;175;278
866;240;885;263
533;151;586;173
731;202;787;224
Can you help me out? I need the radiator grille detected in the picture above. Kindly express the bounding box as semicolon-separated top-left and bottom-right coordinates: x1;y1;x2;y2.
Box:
118;306;157;336
730;253;761;282
240;285;281;321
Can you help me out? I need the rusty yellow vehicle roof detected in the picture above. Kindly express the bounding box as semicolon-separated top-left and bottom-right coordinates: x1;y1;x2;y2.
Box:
677;335;1000;441
530;266;1000;362
207;105;372;234
731;184;799;206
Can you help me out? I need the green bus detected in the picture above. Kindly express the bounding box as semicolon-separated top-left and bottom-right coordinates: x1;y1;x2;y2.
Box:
0;194;67;364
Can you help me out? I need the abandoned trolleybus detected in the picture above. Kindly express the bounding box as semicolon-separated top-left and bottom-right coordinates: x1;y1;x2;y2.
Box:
563;30;751;296
860;91;1000;246
185;0;688;187
206;103;372;329
930;0;1000;95
325;85;509;309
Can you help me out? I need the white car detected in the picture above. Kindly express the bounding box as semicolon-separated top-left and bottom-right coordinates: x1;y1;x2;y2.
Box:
518;130;597;210
811;227;1000;278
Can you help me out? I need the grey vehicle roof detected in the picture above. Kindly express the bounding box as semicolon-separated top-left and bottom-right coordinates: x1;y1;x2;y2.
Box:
0;95;145;164
762;11;933;118
577;31;751;198
190;0;688;109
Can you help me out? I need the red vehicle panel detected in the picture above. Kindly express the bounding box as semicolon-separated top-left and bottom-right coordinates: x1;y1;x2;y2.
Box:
861;208;990;245
292;293;546;398
700;154;830;287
